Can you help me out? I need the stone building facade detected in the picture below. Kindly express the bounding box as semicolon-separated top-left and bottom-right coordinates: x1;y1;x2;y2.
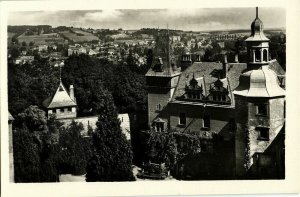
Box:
146;8;285;179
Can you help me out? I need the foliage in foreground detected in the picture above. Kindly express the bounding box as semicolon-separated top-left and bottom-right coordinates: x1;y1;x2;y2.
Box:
86;87;135;181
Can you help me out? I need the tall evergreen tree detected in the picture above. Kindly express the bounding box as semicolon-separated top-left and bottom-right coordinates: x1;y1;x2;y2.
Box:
86;87;135;181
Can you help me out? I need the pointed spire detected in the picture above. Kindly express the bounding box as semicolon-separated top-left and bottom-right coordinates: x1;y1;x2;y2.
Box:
256;7;258;18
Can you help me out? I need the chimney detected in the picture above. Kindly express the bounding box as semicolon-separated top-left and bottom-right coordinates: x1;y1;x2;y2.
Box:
70;85;75;101
235;54;239;63
222;54;228;78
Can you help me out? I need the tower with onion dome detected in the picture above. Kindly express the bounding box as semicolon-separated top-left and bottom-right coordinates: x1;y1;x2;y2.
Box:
233;7;285;178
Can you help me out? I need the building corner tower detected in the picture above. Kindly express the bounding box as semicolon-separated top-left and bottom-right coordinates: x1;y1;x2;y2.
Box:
233;7;285;178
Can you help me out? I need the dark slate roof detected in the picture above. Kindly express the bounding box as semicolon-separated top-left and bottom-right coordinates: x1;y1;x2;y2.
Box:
171;60;285;106
145;66;181;77
171;62;247;106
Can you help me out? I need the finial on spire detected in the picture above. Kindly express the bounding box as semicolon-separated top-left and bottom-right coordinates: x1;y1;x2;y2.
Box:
256;7;258;18
59;65;62;83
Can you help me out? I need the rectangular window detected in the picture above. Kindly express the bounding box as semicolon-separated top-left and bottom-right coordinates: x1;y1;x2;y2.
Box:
68;107;72;112
60;108;64;113
257;127;269;141
203;115;210;128
256;103;268;116
179;112;186;125
53;109;56;114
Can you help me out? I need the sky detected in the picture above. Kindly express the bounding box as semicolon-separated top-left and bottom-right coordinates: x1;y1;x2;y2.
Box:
8;7;286;31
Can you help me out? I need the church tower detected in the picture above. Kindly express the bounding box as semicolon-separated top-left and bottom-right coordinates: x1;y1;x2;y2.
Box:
146;30;181;130
233;8;285;178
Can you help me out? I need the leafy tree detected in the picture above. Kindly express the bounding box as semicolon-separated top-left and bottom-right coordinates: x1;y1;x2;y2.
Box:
13;128;41;183
9;47;20;59
22;41;27;46
13;106;61;182
29;41;35;46
15;105;48;132
8;57;60;115
145;130;178;169
61;54;147;115
86;87;135;181
11;36;19;45
58;121;93;175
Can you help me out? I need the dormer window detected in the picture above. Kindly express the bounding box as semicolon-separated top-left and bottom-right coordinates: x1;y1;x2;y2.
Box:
153;118;166;132
183;74;204;101
207;79;230;104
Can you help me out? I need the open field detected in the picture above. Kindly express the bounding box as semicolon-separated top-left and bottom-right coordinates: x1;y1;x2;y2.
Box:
60;29;99;43
17;32;65;45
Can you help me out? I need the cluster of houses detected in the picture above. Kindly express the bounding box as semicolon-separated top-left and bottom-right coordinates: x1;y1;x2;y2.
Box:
10;25;249;70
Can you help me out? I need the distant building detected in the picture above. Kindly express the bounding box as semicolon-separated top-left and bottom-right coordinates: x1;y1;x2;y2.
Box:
49;52;63;60
88;49;98;56
14;56;34;65
171;35;181;42
38;44;48;52
68;46;87;56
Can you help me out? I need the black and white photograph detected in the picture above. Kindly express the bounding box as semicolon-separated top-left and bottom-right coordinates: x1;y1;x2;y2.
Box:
0;0;299;196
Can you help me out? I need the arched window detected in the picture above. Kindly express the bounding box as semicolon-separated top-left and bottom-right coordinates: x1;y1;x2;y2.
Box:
263;49;268;62
255;49;261;62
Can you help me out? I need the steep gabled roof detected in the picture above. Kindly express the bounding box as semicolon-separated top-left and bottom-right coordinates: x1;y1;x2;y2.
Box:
44;82;77;109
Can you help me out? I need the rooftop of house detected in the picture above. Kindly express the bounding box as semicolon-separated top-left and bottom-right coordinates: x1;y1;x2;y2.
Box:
43;82;76;109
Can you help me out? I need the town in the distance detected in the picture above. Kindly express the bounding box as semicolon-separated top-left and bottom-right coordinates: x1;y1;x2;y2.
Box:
7;8;286;182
